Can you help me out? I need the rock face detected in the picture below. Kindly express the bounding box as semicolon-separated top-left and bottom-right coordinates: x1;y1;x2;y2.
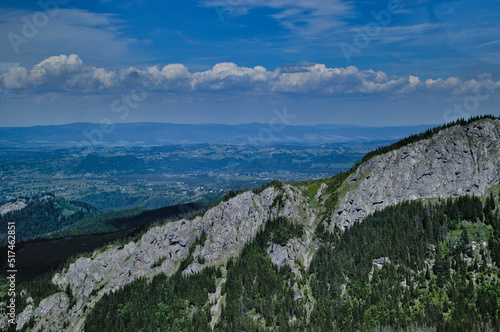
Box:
267;239;308;270
13;185;316;331
0;199;27;216
332;118;500;229
0;194;59;217
314;183;328;201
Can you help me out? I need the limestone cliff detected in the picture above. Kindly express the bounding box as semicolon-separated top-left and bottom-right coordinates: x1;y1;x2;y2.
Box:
13;185;317;331
330;118;500;229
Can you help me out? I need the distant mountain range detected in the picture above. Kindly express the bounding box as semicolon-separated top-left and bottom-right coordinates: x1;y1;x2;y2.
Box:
0;122;437;147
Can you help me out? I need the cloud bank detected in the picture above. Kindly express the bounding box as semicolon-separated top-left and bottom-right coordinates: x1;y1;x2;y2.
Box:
1;54;499;96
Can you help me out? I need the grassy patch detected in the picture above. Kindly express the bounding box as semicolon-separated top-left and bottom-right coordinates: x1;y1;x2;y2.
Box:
486;183;500;200
306;182;322;203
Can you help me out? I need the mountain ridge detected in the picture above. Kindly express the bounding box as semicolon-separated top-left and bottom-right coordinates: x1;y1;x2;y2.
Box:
0;122;437;147
329;116;500;230
2;116;500;331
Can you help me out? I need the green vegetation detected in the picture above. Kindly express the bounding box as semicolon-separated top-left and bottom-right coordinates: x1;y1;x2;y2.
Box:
85;264;219;331
84;193;500;331
20;272;62;307
306;181;321;203
41;207;146;238
190;230;208;255
216;217;305;331
265;216;304;246
309;195;500;331
151;257;167;269
0;194;98;244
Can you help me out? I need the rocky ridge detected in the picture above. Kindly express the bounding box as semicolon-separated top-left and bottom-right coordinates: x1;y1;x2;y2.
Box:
330;118;500;229
0;195;60;217
0;199;28;217
12;184;317;331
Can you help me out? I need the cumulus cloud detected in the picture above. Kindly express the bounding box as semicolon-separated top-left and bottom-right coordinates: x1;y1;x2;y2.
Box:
1;54;116;91
1;54;499;96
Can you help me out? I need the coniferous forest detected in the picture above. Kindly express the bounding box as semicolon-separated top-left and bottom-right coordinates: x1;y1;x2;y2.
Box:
0;194;98;244
83;193;500;331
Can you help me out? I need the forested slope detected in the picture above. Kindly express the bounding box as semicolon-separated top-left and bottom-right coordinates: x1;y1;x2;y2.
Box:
83;194;500;331
0;194;98;244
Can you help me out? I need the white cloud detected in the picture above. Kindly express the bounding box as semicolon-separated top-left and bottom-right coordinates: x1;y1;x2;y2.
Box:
476;40;500;49
189;62;274;91
2;54;499;97
1;67;29;89
1;54;116;91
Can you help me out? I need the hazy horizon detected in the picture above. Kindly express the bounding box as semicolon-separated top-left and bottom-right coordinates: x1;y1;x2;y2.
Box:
0;120;442;129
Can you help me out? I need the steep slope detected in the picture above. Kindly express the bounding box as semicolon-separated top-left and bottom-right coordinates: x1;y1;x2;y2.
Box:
308;195;500;331
10;184;317;331
2;117;499;331
329;118;500;229
0;194;98;244
0;203;204;285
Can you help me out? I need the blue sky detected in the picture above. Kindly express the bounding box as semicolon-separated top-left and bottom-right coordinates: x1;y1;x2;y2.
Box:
0;0;499;126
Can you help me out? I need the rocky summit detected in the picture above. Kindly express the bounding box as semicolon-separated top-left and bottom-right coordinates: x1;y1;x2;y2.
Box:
332;118;500;229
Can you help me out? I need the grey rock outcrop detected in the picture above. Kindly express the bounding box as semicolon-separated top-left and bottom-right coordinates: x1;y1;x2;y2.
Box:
15;304;33;331
32;293;70;332
185;188;279;275
332;118;500;229
14;185;314;331
267;239;309;270
314;183;328;201
0;303;8;331
0;199;27;216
